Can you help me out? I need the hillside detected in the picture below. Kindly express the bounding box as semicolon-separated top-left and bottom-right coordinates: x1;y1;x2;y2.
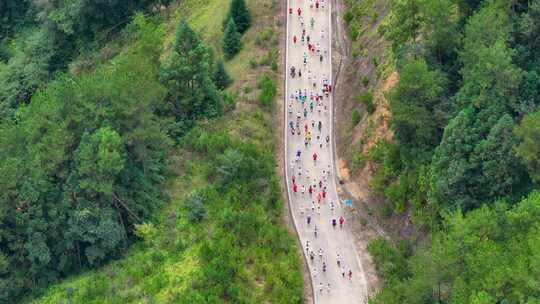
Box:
1;0;304;303
335;0;540;303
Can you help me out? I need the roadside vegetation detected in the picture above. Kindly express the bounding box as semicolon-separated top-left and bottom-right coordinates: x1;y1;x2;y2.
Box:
1;0;303;303
341;0;540;302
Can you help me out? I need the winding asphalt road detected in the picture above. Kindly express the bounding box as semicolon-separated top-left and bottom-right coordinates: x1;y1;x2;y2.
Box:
284;0;368;303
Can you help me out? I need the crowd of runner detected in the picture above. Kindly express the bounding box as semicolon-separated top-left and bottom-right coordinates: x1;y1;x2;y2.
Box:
288;0;354;298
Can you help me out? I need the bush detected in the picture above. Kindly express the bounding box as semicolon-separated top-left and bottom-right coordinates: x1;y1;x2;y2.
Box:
361;76;369;87
350;23;360;41
384;177;408;213
186;193;206;223
258;74;276;106
371;12;379;23
352;152;366;170
352;109;361;125
367;237;409;282
358;91;375;114
344;10;354;25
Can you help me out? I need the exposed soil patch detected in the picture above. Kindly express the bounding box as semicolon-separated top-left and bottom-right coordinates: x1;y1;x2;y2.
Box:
332;0;417;246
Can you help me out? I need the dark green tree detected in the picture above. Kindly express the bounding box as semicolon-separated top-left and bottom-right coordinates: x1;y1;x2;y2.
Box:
0;19;171;300
430;106;525;211
222;19;242;59
225;0;251;34
371;191;540;304
419;0;461;65
160;19;221;133
390;59;448;152
214;59;232;90
387;0;421;57
515;110;540;182
0;0;31;40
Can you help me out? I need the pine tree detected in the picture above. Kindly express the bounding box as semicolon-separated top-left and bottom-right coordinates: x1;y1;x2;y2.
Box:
160;19;221;131
214;59;232;90
224;0;251;34
222;19;242;59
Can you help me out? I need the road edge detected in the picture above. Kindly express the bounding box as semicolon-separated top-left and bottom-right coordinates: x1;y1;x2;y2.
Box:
277;0;316;303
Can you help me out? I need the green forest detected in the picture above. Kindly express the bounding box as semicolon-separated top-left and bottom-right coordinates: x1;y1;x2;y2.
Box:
347;0;540;302
1;0;302;303
4;0;540;303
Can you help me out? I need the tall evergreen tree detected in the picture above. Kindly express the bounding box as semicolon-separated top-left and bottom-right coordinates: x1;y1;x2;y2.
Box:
222;19;242;59
160;19;221;133
214;59;232;90
225;0;251;34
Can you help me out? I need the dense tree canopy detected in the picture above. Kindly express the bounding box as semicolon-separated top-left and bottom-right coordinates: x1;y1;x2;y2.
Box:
515;110;540;182
370;192;540;304
390;59;448;152
0;16;173;301
0;0;160;112
372;0;540;301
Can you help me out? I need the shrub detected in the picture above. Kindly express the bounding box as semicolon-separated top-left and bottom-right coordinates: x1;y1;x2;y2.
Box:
367;237;409;281
358;91;375;114
350;23;359;41
352;152;366;170
352;109;361;125
186;193;206;223
258;74;276;106
361;76;369;87
371;12;379;23
344;10;354;25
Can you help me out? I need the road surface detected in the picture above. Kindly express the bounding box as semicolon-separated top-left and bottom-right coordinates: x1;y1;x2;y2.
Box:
284;0;368;303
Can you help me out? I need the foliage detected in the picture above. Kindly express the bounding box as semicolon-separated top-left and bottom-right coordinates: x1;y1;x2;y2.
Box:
224;0;252;34
29;103;303;304
186;192;206;223
258;74;276;106
515;110;540;182
0;0;32;41
0;0;160;112
0;16;172;302
160;19;222;136
371;0;540;300
222;19;242;59
213;59;233;90
390;59;448;152
352;109;361;125
14;1;302;302
358;91;375;114
370;191;540;304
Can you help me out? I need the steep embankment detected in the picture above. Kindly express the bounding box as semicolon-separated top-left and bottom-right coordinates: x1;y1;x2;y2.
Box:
26;0;304;303
332;0;414;241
